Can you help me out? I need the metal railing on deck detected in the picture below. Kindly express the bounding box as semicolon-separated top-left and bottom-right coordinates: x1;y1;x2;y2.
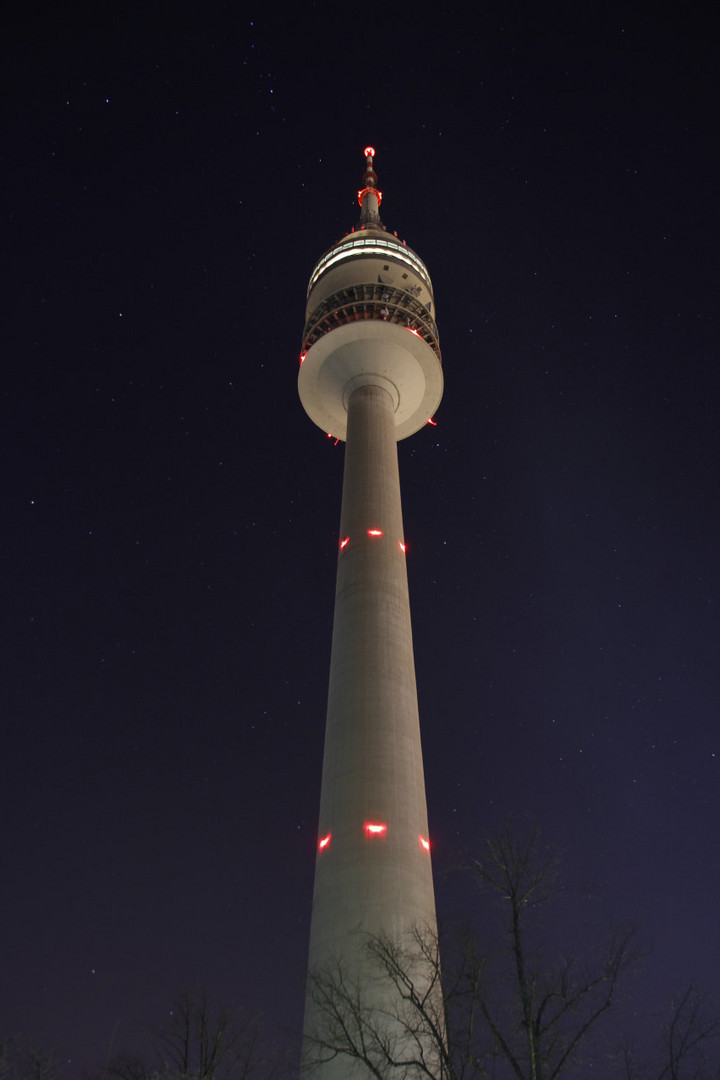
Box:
302;284;441;362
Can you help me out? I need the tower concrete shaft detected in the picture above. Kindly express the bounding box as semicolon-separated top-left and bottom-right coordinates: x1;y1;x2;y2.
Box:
299;149;443;1078
313;381;433;947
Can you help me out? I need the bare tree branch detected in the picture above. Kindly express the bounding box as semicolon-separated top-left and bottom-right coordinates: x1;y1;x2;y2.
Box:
655;987;720;1080
0;1039;60;1080
107;988;279;1080
305;828;643;1080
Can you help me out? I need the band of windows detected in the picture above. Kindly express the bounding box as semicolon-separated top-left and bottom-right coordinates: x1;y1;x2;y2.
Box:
308;237;433;294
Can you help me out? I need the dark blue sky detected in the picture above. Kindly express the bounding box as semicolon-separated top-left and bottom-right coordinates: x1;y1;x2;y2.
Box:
4;1;718;1074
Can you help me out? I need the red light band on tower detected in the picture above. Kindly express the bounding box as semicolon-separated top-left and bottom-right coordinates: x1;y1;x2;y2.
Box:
357;187;383;208
318;833;332;851
419;835;430;852
427;417;438;426
339;537;349;550
364;822;387;837
399;541;407;553
367;529;383;537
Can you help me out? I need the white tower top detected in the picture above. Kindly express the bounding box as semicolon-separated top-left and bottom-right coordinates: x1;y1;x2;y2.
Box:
298;148;443;441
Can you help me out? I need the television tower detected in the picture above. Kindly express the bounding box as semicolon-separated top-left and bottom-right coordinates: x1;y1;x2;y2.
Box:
299;148;443;1077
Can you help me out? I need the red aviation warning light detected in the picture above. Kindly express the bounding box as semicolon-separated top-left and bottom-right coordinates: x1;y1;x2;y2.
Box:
364;146;376;160
364;822;388;837
367;528;383;537
399;541;407;553
427;417;438;427
318;833;332;851
339;536;350;550
358;187;383;208
419;834;431;852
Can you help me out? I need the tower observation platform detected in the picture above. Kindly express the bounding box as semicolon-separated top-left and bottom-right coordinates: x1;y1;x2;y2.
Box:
299;149;443;1080
299;148;443;441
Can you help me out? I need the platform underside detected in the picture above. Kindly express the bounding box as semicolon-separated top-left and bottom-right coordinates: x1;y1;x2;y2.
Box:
298;320;443;441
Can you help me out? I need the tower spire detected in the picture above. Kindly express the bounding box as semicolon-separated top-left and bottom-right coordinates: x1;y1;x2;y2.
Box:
357;145;384;229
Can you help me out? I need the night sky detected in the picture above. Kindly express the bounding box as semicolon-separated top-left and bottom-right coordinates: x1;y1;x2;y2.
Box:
4;2;719;1074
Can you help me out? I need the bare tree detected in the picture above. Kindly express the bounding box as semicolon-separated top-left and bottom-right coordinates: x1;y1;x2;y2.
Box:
0;1039;17;1080
0;1039;60;1080
304;827;638;1080
620;986;720;1080
305;925;451;1080
462;826;637;1079
107;988;278;1080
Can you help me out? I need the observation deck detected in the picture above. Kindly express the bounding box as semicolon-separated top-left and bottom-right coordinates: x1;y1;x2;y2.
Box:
299;181;443;443
301;281;441;363
307;233;434;295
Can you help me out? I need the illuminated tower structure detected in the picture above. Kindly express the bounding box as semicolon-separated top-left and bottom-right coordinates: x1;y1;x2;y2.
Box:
299;148;443;1076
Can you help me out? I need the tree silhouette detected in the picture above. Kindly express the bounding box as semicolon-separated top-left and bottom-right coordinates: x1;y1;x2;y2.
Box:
620;985;720;1080
106;989;279;1080
0;1038;60;1080
304;827;637;1080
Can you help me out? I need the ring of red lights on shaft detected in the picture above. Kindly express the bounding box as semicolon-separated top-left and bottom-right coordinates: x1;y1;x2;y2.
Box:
338;532;407;553
318;828;431;851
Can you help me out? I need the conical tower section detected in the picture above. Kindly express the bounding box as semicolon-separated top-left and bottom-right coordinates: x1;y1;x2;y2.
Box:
299;149;444;1079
